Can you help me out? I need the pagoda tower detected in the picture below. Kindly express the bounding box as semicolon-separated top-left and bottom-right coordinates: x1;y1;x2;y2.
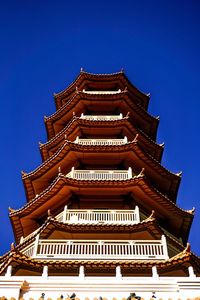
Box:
0;70;200;300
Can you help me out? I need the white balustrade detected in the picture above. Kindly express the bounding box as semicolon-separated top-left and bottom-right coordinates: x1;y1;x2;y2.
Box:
22;237;168;260
56;207;140;224
22;242;35;257
82;89;121;94
56;211;64;222
74;136;128;146
20;227;40;244
80;113;123;121
66;167;132;181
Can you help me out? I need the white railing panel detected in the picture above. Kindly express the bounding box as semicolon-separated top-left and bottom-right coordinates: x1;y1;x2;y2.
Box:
74;137;127;146
22;238;168;260
66;168;132;181
82;89;121;94
21;228;40;243
55;211;64;222
80;113;123;121
55;209;140;224
22;242;35;257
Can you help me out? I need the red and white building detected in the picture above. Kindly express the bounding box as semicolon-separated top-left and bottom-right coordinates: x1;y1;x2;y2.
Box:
0;71;200;300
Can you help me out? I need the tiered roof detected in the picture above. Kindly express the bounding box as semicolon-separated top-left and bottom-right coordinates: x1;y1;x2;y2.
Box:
22;140;180;202
46;91;158;140
40;117;164;162
3;70;199;279
10;173;193;243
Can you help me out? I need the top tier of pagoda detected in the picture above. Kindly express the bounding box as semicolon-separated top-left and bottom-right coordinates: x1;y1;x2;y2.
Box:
45;71;158;141
54;70;150;110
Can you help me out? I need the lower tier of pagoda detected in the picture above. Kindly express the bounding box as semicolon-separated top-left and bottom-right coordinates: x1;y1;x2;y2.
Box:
0;244;200;277
9;174;193;245
8;211;187;266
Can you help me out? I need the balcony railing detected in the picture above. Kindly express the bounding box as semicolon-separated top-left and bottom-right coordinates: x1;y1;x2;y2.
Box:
82;89;121;94
66;167;132;181
20;207;140;243
20;228;40;244
56;206;140;224
74;136;128;146
80;113;123;121
23;243;35;257
22;236;168;260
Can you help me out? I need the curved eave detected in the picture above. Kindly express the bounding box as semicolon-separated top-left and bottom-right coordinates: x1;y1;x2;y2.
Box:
54;71;149;110
16;216;186;255
10;175;193;244
46;91;157;140
37;218;163;239
14;216;163;251
41;117;163;162
24;141;179;203
1;248;200;276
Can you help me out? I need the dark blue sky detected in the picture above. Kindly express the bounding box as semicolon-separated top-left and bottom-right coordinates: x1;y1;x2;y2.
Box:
1;0;200;256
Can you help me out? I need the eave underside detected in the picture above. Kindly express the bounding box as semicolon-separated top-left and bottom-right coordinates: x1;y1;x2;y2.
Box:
24;141;179;203
40;117;163;162
46;92;157;141
10;176;193;245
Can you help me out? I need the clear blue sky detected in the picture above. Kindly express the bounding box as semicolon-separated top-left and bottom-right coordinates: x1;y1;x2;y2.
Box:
1;0;200;256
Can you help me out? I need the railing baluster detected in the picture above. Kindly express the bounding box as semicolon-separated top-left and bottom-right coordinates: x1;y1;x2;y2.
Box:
153;244;156;256
45;243;48;255
135;244;138;256
52;243;55;255
54;243;57;255
121;244;124;256
67;241;71;257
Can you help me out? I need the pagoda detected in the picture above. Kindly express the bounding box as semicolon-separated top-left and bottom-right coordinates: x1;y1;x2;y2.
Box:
0;70;200;300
